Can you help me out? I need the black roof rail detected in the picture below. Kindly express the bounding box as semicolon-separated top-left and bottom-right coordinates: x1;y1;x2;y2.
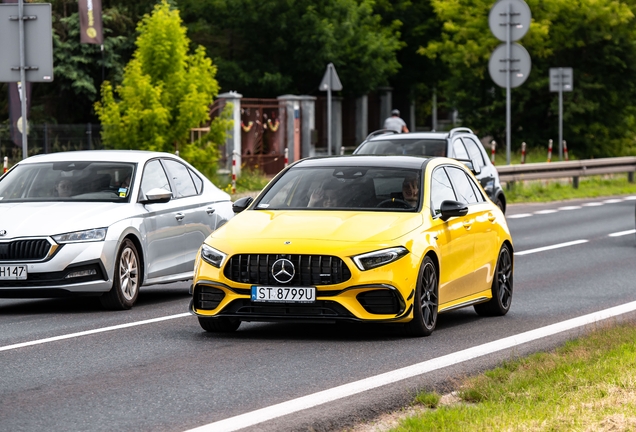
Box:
449;127;473;137
364;129;400;141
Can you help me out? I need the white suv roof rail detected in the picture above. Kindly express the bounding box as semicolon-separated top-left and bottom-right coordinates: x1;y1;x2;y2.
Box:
449;127;473;138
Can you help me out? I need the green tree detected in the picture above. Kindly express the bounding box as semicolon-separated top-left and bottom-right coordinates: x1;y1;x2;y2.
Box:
179;0;403;97
95;0;230;177
420;0;636;158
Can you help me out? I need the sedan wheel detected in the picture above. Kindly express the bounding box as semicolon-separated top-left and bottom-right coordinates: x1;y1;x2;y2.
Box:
404;257;438;337
100;239;140;310
474;243;513;316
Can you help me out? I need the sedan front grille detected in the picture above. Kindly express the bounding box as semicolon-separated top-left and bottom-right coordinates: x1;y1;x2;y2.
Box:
0;239;52;262
224;254;352;286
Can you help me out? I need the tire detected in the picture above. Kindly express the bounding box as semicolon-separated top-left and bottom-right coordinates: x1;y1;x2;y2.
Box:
99;239;140;310
198;317;241;333
495;196;505;213
404;257;438;337
474;244;513;317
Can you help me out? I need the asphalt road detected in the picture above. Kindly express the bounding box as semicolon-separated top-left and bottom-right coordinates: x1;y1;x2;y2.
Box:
1;195;635;432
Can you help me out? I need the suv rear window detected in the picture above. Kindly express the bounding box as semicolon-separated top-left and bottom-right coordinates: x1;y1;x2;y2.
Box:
356;139;447;157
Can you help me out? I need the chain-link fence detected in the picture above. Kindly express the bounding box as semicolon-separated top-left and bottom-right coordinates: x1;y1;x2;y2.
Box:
0;124;103;163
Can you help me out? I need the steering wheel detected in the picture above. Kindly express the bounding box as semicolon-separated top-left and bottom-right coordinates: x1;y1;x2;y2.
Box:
376;198;412;209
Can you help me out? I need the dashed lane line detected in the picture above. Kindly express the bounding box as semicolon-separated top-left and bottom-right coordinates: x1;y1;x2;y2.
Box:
514;239;589;256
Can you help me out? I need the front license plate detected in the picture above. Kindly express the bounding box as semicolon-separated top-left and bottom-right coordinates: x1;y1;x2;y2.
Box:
0;265;27;280
251;286;316;303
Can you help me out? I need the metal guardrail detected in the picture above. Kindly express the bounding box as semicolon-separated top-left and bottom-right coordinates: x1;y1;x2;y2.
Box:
496;156;636;187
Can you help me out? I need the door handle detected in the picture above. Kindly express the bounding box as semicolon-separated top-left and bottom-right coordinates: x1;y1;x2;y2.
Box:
175;212;185;221
488;212;496;222
462;220;473;229
206;207;216;215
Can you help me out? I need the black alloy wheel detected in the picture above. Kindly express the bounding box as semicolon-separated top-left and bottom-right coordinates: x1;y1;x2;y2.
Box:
474;243;513;316
198;317;241;332
404;257;438;337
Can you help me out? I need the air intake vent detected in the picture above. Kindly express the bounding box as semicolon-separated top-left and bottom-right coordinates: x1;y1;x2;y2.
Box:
0;239;52;262
224;254;351;286
357;290;402;315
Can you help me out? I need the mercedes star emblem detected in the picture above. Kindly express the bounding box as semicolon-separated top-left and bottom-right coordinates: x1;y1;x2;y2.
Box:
271;258;295;284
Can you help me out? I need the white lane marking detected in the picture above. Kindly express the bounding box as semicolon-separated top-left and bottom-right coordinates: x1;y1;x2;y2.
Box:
184;300;636;432
514;239;589;256
603;199;623;204
507;213;533;219
609;229;636;237
0;313;190;353
558;206;581;211
583;202;604;207
534;209;558;214
625;196;636;201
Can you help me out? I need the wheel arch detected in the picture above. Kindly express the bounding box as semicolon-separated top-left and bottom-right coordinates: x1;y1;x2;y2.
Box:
121;233;145;286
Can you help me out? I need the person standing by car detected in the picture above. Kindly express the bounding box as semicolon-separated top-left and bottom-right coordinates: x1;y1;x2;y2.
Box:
383;109;409;133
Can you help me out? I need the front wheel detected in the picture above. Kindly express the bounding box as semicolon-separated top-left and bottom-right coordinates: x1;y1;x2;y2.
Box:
100;239;140;310
474;244;513;316
404;257;438;337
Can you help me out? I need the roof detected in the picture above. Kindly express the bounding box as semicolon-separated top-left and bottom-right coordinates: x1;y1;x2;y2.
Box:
18;150;182;165
292;154;448;170
366;128;475;142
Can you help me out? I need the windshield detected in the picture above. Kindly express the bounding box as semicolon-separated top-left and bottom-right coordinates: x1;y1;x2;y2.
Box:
356;139;447;157
255;166;422;211
0;161;136;203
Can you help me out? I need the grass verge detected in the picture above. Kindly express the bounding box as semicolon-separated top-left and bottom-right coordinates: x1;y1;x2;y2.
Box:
389;322;636;431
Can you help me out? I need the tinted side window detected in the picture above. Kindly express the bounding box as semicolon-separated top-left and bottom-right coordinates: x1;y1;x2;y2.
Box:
141;160;171;197
452;139;469;159
446;166;478;204
430;167;456;216
163;159;197;198
189;168;203;194
462;137;486;168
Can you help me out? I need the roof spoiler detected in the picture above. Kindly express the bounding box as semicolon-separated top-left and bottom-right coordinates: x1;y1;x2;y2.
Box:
449;127;473;137
364;129;400;141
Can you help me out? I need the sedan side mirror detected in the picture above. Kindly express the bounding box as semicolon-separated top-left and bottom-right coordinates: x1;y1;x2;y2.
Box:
440;200;469;221
140;188;172;204
232;196;253;213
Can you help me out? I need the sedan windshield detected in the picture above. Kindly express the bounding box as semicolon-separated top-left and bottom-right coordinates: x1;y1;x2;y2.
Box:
357;139;447;157
255;166;422;211
0;161;136;202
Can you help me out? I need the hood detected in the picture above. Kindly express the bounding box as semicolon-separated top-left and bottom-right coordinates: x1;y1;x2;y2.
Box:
214;209;423;243
0;202;136;238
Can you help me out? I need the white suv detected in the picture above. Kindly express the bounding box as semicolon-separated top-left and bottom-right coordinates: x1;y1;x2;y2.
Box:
353;127;506;212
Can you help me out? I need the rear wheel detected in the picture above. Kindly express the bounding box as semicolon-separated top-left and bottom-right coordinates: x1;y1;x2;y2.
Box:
100;239;140;310
198;317;241;332
404;257;438;337
474;244;513;316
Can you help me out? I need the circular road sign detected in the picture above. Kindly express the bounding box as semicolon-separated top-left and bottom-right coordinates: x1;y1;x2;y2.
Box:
489;0;531;42
488;43;532;88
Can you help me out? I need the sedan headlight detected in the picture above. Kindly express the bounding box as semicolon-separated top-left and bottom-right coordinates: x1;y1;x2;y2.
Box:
201;244;227;268
52;228;107;244
352;247;409;271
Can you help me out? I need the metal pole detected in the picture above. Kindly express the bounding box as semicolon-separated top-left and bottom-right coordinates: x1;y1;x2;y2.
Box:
432;87;437;131
505;2;512;165
327;64;332;156
558;68;563;161
18;0;28;160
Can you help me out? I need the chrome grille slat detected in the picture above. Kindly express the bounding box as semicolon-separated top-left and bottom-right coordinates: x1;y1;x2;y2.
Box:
224;254;351;286
0;239;52;262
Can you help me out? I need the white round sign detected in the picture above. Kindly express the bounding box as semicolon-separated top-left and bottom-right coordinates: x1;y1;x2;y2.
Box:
16;117;30;135
488;43;532;88
489;0;531;42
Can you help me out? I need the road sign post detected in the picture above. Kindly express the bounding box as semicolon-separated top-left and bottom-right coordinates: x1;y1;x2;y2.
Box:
0;1;54;160
319;63;343;156
488;0;531;165
550;67;573;161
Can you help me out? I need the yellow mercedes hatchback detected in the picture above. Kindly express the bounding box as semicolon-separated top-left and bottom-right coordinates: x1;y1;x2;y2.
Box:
190;155;513;336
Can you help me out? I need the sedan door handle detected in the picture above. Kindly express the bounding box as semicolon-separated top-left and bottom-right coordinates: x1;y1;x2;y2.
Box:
175;212;185;222
206;207;216;215
488;212;496;222
462;220;473;229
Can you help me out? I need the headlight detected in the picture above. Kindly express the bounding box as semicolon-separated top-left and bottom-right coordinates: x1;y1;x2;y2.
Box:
52;228;107;244
201;244;227;268
352;247;409;271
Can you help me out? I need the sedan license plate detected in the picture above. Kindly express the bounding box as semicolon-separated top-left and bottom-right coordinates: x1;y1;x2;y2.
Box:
251;286;316;303
0;265;27;280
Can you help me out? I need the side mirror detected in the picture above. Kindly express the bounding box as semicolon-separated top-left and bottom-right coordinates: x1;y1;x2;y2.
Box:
139;188;172;204
440;200;468;221
232;196;253;213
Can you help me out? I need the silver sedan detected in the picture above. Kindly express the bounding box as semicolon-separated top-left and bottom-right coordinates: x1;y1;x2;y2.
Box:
0;150;234;309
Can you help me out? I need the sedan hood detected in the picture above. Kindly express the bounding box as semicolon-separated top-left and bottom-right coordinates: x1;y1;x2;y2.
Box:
214;210;423;243
0;202;137;238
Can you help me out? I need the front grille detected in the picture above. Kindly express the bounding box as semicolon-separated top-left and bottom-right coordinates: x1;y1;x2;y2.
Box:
0;239;52;262
224;254;352;286
357;290;403;315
